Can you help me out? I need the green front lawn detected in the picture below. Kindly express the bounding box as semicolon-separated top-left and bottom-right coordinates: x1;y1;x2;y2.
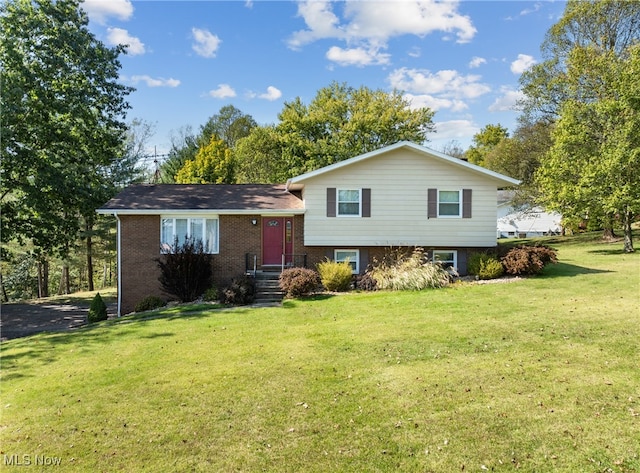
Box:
1;234;638;472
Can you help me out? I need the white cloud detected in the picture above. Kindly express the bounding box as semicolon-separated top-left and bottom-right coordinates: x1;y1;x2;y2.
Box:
192;28;221;58
389;67;491;99
404;93;467;113
520;3;541;17
129;75;180;88
408;47;421;58
433;119;480;141
82;0;133;24
510;54;536;74
288;0;476;66
259;86;282;101
326;45;390;67
489;88;525;112
288;1;343;50
469;56;486;69
208;84;236;99
107;28;145;55
341;1;476;44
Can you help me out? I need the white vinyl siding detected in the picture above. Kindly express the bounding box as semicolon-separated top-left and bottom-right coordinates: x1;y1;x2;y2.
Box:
300;147;500;247
335;249;359;273
161;217;219;254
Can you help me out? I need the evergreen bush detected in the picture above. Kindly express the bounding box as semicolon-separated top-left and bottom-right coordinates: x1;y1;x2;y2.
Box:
134;295;166;313
279;267;320;298
316;259;353;292
203;286;219;302
468;253;504;280
88;292;108;323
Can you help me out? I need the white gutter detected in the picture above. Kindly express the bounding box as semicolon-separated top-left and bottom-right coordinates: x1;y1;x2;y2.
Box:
114;212;122;318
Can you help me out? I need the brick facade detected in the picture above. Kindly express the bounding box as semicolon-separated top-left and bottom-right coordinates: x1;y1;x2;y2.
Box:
118;213;478;314
118;213;305;314
119;215;162;314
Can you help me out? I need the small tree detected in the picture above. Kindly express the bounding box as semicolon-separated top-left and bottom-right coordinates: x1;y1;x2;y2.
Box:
88;292;108;323
156;238;213;303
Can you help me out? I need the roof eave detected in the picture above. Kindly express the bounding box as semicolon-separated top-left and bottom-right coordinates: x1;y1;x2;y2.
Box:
97;208;305;216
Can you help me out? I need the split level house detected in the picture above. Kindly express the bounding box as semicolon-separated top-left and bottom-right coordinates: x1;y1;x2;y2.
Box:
98;141;520;316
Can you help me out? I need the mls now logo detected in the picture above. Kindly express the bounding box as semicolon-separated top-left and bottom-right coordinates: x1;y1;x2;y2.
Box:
3;454;62;466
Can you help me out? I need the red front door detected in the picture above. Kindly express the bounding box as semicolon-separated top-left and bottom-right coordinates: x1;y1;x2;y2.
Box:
262;217;293;266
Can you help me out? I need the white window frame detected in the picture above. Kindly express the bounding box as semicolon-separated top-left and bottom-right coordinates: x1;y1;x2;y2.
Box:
438;190;462;218
337;189;361;217
160;216;219;254
334;249;359;274
433;250;457;271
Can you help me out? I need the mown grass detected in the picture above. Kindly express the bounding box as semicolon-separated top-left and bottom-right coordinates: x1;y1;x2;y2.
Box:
1;233;639;472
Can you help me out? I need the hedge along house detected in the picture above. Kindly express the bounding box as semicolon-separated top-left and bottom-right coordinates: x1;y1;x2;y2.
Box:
99;141;519;315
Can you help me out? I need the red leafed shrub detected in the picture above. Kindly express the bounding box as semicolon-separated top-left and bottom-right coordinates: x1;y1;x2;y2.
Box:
501;245;558;276
279;267;320;298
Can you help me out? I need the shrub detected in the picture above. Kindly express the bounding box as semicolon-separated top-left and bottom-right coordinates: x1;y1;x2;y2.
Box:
316;258;353;292
88;292;108;323
501;245;558;276
202;286;219;302
468;253;504;280
156;238;213;303
279;267;320;298
355;272;377;291
134;295;166;313
221;275;256;305
369;248;451;290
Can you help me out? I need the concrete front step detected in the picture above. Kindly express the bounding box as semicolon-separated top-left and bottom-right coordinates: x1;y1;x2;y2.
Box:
254;271;284;302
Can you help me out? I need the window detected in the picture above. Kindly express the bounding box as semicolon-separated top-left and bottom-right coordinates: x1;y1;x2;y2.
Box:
428;189;471;219
438;190;461;217
160;217;219;254
337;189;361;216
433;250;457;270
335;249;359;273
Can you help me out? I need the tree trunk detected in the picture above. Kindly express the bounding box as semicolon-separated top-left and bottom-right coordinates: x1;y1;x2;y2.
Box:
623;210;635;253
602;227;617;241
102;261;108;288
0;272;8;302
86;219;94;292
37;257;49;298
58;265;71;295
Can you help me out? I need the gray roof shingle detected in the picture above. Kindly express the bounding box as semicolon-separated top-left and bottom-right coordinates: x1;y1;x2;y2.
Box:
99;184;304;213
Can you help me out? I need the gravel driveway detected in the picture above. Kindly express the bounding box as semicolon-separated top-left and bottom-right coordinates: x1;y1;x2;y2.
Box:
0;301;117;341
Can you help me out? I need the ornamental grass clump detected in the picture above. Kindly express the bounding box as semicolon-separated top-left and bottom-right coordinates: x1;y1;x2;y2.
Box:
369;248;451;290
316;259;353;292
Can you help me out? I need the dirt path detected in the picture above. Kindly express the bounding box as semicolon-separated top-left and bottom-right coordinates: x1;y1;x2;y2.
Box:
0;301;117;341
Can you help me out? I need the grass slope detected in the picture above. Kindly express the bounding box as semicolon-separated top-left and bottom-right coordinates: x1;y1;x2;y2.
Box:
1;234;639;472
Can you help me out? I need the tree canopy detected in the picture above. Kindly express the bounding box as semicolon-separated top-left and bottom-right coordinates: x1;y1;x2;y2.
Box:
175;136;235;184
0;0;134;293
521;0;640;251
234;82;435;182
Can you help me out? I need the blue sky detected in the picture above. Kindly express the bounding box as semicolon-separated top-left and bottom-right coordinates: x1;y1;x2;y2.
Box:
81;0;567;156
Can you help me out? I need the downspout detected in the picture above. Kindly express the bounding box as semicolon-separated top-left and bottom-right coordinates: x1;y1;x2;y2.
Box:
114;212;122;318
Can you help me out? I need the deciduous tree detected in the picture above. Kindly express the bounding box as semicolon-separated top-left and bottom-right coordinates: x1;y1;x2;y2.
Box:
175;136;235;184
0;0;133;294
